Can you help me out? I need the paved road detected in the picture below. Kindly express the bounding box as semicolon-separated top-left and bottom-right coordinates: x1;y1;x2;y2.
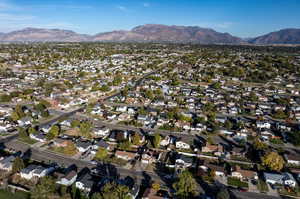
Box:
0;133;18;144
38;107;84;128
230;190;281;199
4;139;165;183
103;70;158;102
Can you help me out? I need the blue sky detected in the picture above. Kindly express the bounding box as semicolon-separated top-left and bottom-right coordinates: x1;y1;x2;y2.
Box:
0;0;299;37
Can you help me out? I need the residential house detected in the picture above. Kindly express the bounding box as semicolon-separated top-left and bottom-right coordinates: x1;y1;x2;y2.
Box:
175;154;193;169
93;140;111;151
93;126;110;137
0;155;16;171
17;117;32;127
115;150;136;161
30;133;47;142
231;166;258;181
20;164;55;180
200;162;226;177
76;140;92;153
264;172;297;187
76;172;94;193
56;170;78;186
160;135;171;147
285;153;300;166
53;138;71;148
175;140;190;150
256;121;271;129
142;188;165;199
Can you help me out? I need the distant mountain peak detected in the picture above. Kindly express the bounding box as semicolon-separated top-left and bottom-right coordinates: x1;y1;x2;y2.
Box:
249;28;300;44
0;24;299;44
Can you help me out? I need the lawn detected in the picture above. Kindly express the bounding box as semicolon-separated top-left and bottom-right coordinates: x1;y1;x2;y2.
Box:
257;179;269;193
18;137;38;145
0;189;30;199
50;145;77;156
227;177;249;188
278;185;300;197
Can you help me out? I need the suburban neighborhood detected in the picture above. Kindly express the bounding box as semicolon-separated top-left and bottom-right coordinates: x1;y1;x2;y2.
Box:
0;42;300;199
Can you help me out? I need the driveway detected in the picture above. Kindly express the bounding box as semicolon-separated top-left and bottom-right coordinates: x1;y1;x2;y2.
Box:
248;180;259;193
215;175;227;186
266;183;279;197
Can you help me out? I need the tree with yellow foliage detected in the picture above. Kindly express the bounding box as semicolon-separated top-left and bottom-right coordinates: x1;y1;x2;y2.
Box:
262;152;284;171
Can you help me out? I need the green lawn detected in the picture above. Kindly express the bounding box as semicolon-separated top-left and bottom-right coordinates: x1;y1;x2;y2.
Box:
257;179;269;193
278;185;300;197
227;177;249;188
18;137;38;145
0;189;30;199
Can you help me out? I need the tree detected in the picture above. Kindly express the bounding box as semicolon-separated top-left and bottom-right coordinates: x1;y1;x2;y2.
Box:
216;188;230;199
35;103;47;112
79;121;92;138
11;111;20;121
11;104;25;121
31;177;56;199
253;138;268;151
0;94;12;102
95;182;131;199
153;133;161;148
224;120;233;130
95;147;108;160
152;183;160;191
173;170;197;199
28;127;37;135
71;119;81;128
262;152;284;171
47;125;60;140
145;90;154;100
288;131;300;146
12;157;25;173
118;140;132;151
132;132;141;145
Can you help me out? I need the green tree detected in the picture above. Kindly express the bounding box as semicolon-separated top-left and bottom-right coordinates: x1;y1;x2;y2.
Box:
118;140;132;151
132;132;141;145
262;152;284;172
46;125;60;140
31;177;56;199
11;111;20;121
79;121;92;138
153;133;161;148
95;147;108;160
173;170;197;199
253;138;268;151
0;94;12;102
71;120;81;128
35;103;47;112
216;188;230;199
12;157;25;173
224;120;233;130
96;182;131;199
145;90;154;100
28;127;38;135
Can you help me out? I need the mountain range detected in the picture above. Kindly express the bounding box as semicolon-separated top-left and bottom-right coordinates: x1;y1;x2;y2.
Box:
0;24;299;44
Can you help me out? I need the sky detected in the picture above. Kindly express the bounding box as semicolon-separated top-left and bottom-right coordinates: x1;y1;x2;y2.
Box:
0;0;299;38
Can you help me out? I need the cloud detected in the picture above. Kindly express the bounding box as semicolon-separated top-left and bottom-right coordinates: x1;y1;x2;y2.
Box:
116;5;128;12
143;3;150;7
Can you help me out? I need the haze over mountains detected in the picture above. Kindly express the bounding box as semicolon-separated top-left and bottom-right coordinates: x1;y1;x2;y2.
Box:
0;24;299;44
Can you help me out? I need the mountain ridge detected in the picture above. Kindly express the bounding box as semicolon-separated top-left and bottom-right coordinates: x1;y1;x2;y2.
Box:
0;25;299;44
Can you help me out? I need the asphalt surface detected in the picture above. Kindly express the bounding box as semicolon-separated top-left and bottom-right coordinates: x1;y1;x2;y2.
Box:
4;139;165;183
